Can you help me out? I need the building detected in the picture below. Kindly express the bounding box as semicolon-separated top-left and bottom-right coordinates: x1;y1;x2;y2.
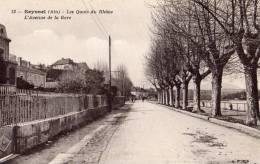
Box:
0;23;46;89
0;24;17;86
51;58;89;71
46;58;89;88
51;58;76;70
16;57;46;87
131;87;149;99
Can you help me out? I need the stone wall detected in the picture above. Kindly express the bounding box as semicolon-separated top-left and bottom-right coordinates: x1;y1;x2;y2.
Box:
0;95;125;157
15;107;108;153
0;95;124;158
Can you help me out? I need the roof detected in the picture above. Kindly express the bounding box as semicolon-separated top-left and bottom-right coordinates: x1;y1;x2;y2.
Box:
77;62;89;70
0;24;11;41
52;58;75;66
17;66;46;76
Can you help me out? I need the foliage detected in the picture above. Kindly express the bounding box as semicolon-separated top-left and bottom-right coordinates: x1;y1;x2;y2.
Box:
56;68;105;94
16;77;34;89
85;69;105;94
46;69;64;82
222;91;246;100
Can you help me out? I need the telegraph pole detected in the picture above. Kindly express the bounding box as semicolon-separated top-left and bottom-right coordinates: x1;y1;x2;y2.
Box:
108;35;112;112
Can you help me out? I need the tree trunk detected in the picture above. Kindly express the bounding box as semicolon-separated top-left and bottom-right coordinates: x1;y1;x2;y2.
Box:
244;66;260;126
164;89;167;105
163;89;166;105
166;88;169;105
169;87;172;106
182;82;189;110
192;76;203;113
211;68;223;117
157;91;161;104
157;91;159;103
175;85;181;108
171;87;175;107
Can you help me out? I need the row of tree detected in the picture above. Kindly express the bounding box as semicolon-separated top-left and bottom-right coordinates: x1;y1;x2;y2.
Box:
145;0;260;126
94;61;133;97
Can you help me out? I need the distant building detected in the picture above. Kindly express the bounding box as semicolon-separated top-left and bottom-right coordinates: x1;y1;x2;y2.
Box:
131;87;149;99
0;24;17;86
46;58;89;88
77;62;89;71
16;57;47;87
51;58;89;71
51;58;76;70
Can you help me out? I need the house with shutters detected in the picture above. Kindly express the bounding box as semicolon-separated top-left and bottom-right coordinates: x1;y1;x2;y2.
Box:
0;24;17;86
0;24;46;89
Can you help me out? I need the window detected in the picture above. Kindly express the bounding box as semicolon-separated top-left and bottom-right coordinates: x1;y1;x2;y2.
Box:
0;48;4;61
9;67;16;85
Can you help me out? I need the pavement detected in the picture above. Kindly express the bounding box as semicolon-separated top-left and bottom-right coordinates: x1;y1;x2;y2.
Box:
7;101;260;164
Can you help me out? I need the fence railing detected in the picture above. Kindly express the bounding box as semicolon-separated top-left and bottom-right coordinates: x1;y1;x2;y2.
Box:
201;100;247;112
0;94;108;127
0;85;59;96
0;85;16;95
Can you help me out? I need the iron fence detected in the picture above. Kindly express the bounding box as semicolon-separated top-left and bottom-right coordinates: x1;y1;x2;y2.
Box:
0;85;16;95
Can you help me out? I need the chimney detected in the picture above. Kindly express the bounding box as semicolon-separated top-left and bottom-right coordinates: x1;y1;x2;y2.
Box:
17;57;22;66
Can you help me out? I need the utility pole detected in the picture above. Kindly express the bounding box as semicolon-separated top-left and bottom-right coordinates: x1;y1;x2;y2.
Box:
108;35;112;112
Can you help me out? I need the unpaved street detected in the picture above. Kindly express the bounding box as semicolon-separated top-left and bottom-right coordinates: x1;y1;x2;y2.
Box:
99;102;260;164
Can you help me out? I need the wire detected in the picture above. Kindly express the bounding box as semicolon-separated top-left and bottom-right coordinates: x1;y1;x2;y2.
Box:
81;0;109;38
87;0;110;36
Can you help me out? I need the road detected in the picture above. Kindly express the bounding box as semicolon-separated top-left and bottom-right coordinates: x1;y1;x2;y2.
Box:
99;101;260;164
8;101;260;164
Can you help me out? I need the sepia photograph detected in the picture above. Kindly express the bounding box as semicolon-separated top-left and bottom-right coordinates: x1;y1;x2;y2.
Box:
0;0;260;163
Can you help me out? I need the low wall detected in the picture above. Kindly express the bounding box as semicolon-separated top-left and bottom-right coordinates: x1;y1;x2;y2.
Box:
0;95;125;158
113;96;125;109
15;106;108;153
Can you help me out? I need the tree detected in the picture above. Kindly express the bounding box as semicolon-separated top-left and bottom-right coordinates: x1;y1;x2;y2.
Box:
145;37;169;105
192;0;260;125
147;0;237;116
114;64;133;98
57;68;104;94
85;69;105;94
57;70;85;93
160;0;233;115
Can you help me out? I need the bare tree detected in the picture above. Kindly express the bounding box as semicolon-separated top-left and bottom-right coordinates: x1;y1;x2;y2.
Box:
115;64;133;97
149;0;235;116
192;0;260;125
169;0;233;116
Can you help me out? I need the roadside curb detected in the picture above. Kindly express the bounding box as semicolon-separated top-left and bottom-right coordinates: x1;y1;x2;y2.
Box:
48;112;125;164
48;125;107;164
150;101;260;139
0;154;19;163
209;118;260;138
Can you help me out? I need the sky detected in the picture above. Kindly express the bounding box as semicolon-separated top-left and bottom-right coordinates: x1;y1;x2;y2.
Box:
0;0;252;89
0;0;155;87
